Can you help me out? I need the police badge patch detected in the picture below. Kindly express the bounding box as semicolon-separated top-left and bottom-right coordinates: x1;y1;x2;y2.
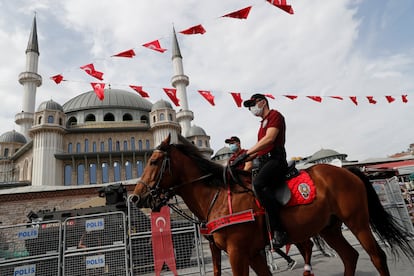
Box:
297;183;311;199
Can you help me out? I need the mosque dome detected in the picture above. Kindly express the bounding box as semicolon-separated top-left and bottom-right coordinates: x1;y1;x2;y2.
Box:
152;99;172;111
307;148;347;163
63;89;152;112
0;130;27;144
215;146;231;156
187;125;206;137
37;99;63;112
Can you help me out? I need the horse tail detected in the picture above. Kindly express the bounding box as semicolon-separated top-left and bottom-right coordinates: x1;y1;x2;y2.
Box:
348;167;414;259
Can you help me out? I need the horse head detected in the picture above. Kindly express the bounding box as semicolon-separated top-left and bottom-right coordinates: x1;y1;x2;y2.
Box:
131;134;176;211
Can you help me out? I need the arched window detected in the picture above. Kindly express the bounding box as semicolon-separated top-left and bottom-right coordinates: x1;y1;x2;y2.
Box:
76;143;81;153
84;139;89;152
64;165;72;185
123;140;128;151
141;115;148;123
145;139;150;150
59;118;62;125
77;164;85;185
159;113;165;121
85;114;96;122
131;137;135;151
114;161;121;182
47;115;54;123
152;115;156;123
137;161;144;177
102;163;109;183
4;148;9;157
92;142;97;152
68;143;73;153
38;116;42;124
125;161;132;180
138;140;143;150
116;141;120;151
169;114;173;121
197;140;202;147
108;138;112;152
123;113;133;121
104;113;115;121
89;163;97;184
100;141;105;152
67;116;77;126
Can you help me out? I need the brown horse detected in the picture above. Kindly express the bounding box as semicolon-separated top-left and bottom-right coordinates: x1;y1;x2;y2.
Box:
131;135;414;276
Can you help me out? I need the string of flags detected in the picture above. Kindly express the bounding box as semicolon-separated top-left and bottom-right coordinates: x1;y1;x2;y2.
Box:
48;1;410;106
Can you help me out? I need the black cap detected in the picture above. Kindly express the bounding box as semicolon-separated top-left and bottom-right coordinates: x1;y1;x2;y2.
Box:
225;136;240;143
243;93;267;107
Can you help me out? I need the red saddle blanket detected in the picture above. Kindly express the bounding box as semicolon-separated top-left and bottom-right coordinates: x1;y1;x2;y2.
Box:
286;170;316;207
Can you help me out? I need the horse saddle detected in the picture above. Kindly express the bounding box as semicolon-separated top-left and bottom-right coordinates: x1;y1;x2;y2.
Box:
274;160;299;205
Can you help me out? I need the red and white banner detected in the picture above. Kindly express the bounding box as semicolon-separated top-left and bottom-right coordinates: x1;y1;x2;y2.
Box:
151;206;178;276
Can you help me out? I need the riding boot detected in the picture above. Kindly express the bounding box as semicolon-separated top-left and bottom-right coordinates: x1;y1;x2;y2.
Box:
267;209;288;248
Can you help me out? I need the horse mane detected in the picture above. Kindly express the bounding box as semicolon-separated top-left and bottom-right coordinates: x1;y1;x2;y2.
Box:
173;135;226;187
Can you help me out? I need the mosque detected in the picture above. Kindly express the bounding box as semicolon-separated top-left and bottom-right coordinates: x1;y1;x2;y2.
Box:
0;16;213;189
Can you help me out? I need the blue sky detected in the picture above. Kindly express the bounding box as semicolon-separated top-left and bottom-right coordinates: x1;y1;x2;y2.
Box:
0;0;413;161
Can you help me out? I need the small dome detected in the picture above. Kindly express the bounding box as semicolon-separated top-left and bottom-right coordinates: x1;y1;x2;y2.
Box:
308;148;347;162
215;146;231;156
187;125;206;137
0;130;27;144
37;99;63;112
152;99;172;111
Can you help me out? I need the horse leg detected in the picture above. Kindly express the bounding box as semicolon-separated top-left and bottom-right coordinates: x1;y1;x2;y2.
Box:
249;248;272;276
227;248;250;276
209;241;222;276
296;240;314;276
320;223;359;276
348;223;389;276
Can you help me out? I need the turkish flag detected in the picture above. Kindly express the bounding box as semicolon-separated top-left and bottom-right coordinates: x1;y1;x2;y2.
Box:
349;96;358;106
112;49;136;58
163;88;180;106
385;96;395;103
198;90;215;106
151;206;178;276
266;0;294;14
80;63;104;80
222;6;252;19
230;92;243;107
402;95;408;103
50;74;64;84
307;96;322;102
366;96;377;104
142;40;167;53
179;24;206;35
284;95;298;100
91;83;105;100
129;85;149;98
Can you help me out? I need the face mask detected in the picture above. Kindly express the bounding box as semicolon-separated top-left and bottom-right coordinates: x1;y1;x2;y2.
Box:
250;104;263;116
229;144;239;153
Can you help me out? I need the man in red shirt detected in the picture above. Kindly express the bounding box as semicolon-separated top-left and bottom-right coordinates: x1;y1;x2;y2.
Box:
231;93;288;248
225;136;252;171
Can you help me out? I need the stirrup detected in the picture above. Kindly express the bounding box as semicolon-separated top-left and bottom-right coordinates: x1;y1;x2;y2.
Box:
272;231;288;248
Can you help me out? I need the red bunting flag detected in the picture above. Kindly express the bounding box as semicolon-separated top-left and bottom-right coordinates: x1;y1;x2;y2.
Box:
91;83;105;100
80;63;104;80
330;96;343;100
179;24;206;35
50;74;64;84
230;92;243;107
163;88;180;106
366;96;377;104
129;85;150;98
284;95;298;100
402;95;408;103
222;6;252;19
264;93;275;99
151;206;178;276
266;0;294;14
112;49;136;58
198;90;215;106
349;96;358;106
385;96;395;103
142;40;167;53
307;96;322;102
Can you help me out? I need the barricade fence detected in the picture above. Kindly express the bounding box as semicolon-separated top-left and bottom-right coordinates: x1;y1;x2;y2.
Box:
1;175;413;275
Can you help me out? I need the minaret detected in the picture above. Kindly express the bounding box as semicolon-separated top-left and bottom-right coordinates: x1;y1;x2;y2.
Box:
15;15;42;140
171;28;193;137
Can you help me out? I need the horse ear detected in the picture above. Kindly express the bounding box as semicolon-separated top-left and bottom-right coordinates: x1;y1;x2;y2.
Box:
160;133;171;148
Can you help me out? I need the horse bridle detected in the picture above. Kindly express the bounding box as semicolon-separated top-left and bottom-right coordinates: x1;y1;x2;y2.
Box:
136;148;213;210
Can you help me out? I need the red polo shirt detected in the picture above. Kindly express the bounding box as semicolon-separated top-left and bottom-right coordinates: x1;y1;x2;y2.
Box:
257;109;285;157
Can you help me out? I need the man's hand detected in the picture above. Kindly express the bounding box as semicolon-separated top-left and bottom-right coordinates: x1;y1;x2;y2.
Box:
230;152;249;168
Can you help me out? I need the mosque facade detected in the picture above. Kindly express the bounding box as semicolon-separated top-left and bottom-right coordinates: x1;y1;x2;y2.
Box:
0;16;213;188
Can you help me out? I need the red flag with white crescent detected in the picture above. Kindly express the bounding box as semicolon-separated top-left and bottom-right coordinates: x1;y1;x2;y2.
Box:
129;85;150;98
230;92;243;107
402;95;408;103
366;96;377;104
163;88;180;106
142;40;167;53
266;0;294;14
198;90;215;106
80;63;104;80
385;96;395;103
91;83;105;100
151;206;178;276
